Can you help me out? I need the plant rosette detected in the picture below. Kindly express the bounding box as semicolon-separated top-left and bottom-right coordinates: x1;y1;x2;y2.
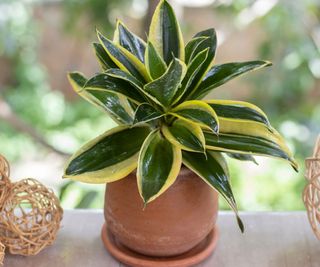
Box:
64;0;298;265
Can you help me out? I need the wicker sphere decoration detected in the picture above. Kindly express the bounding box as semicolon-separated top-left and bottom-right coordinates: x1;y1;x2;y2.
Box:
0;154;63;256
0;155;10;177
303;136;320;239
0;155;11;210
0;241;4;266
0;178;63;256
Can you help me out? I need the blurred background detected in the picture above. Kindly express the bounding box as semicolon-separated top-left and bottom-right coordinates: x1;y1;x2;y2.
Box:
0;0;319;210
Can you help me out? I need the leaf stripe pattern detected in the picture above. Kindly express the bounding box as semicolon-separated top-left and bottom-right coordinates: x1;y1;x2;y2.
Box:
64;126;151;183
204;132;298;171
205;100;271;128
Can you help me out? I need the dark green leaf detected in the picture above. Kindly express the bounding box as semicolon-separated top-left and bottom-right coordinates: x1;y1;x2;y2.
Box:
65;126;151;181
175;48;209;103
183;151;244;232
133;103;163;124
204;132;297;171
68;72;133;125
170;100;219;133
105;68;158;104
149;0;184;64
106;68;144;88
114;21;146;63
192;60;272;99
93;42;118;70
144;58;186;107
193;29;217;61
162;119;205;153
97;30;146;82
69;72;87;87
186;29;216;95
87;90;134;124
84;73;145;104
137;130;181;203
214;115;298;171
206;100;271;128
185;36;209;64
145;41;167;80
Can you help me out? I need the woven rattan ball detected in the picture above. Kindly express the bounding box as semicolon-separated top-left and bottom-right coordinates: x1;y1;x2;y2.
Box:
0;156;11;211
0;241;4;266
303;136;320;239
0;155;10;178
0;178;63;256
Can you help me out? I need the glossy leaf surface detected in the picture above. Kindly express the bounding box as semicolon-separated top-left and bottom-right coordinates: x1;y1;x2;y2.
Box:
183;28;217;99
145;41;167;80
68;72;133;124
170;100;219;133
162;119;205;153
105;68;144;90
185;36;208;64
144;58;186;107
93;42;118;70
205;100;271;128
114;21;146;63
174;48;209;104
106;68;161;105
137;130;181;203
183;151;244;232
97;31;149;82
64;126;151;183
84;73;145;104
149;0;184;64
133;103;163;124
205;131;298;171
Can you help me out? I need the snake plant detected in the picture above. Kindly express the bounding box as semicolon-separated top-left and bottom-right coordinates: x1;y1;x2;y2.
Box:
64;0;298;231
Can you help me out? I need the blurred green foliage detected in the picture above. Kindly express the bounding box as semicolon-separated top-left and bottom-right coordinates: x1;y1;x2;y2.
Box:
0;1;115;160
62;0;131;36
0;0;319;210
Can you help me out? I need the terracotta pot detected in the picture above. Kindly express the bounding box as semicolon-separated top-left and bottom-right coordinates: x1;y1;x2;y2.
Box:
104;167;219;257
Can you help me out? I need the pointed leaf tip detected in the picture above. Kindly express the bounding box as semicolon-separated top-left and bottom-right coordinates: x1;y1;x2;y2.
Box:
182;151;242;230
265;60;273;66
149;0;184;64
143;202;147;210
292;162;299;172
193;60;273;99
237;215;245;233
114;20;146;63
145;41;167;80
97;30;149;82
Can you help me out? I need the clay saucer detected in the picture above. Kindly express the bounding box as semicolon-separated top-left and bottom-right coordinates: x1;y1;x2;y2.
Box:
101;223;219;267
